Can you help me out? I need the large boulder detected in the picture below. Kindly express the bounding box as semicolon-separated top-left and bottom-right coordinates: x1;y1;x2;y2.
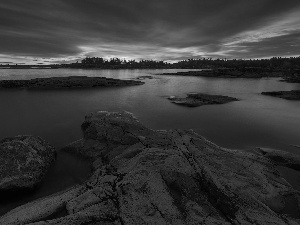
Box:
0;135;56;192
1;112;300;224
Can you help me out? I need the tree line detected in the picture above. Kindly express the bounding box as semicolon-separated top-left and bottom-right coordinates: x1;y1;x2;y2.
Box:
63;56;300;70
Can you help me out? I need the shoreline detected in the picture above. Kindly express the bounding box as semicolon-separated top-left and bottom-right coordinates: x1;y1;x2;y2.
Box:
0;76;143;90
1;111;300;224
0;150;92;217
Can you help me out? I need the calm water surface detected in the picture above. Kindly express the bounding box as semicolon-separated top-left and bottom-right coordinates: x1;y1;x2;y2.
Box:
0;68;299;151
0;68;300;214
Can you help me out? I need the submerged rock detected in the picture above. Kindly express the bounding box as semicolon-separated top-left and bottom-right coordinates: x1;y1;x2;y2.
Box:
0;76;143;89
0;135;56;193
262;90;300;100
167;92;238;107
1;112;300;224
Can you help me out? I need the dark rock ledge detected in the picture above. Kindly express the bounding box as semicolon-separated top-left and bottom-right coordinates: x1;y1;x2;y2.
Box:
1;111;300;224
0;135;56;193
261;90;300;100
167;93;239;107
159;69;282;78
135;75;154;80
0;76;143;90
281;78;300;83
254;147;300;171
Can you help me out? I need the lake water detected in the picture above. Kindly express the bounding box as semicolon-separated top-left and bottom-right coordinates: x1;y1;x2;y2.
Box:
0;68;300;214
0;68;299;152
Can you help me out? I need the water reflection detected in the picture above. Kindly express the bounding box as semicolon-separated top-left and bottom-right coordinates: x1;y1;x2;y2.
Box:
0;68;299;153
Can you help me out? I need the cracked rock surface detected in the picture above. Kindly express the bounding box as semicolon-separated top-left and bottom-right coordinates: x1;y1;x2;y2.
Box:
1;112;300;224
0;135;56;192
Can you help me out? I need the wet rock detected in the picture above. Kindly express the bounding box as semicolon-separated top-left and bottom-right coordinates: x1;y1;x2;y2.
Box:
159;69;282;78
1;112;300;224
262;90;300;100
167;93;238;107
0;185;86;225
257;147;300;171
0;135;56;193
281;74;300;83
0;76;143;89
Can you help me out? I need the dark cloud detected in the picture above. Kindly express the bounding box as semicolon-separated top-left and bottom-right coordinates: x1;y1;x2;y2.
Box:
1;0;300;62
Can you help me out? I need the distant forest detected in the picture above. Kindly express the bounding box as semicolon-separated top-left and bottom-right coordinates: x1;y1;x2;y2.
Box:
63;56;300;70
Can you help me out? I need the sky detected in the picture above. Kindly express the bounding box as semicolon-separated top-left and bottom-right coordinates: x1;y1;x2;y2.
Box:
1;0;300;64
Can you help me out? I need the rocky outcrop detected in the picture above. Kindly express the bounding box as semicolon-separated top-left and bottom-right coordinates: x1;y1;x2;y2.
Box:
0;76;143;89
262;90;300;100
136;76;154;80
0;135;56;193
255;147;300;171
1;112;300;224
281;73;300;83
167;93;238;107
281;78;300;83
159;69;282;78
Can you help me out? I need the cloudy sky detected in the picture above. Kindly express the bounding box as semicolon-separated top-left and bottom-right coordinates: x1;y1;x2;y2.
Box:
1;0;300;64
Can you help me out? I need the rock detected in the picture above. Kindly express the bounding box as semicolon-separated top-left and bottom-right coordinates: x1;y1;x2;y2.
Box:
1;112;300;224
159;69;282;78
136;76;154;80
261;90;300;100
256;147;300;171
0;76;143;90
0;135;56;193
167;93;238;107
281;74;300;83
0;185;86;225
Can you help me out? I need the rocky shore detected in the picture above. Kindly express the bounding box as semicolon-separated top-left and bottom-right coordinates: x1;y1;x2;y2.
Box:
281;71;300;83
1;111;300;224
255;147;300;171
159;69;282;79
262;90;300;100
167;93;238;107
281;77;300;83
0;136;56;193
0;76;143;89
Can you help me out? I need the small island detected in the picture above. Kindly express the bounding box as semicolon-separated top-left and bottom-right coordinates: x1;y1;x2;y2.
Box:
167;93;239;107
0;76;143;90
261;90;300;100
